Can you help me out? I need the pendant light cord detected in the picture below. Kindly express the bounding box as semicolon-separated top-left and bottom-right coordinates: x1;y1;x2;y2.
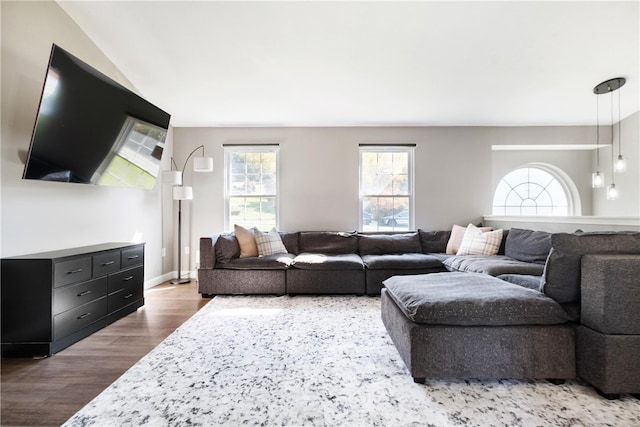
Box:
610;86;615;186
596;94;600;171
618;87;622;156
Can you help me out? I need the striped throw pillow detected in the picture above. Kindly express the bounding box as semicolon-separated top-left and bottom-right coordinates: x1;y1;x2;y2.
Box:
457;224;503;256
253;228;288;256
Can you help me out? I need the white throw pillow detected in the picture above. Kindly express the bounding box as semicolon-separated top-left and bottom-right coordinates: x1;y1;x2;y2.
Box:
446;223;492;254
457;224;503;256
253;228;288;256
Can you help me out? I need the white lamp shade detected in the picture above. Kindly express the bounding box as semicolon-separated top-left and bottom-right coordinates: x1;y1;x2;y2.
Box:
173;185;193;200
607;184;619;200
162;170;182;185
193;157;214;172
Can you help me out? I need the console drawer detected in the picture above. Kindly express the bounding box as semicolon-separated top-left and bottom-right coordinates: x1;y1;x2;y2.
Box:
108;266;144;294
54;257;92;288
121;246;144;268
93;251;121;276
108;281;143;313
53;277;107;315
53;297;107;341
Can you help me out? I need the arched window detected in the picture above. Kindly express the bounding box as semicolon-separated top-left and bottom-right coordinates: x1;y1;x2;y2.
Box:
492;165;578;216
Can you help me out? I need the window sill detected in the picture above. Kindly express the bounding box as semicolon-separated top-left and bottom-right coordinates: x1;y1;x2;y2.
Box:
482;215;640;232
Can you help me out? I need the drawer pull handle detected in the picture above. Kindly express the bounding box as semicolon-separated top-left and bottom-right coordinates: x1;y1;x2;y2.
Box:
67;268;83;275
127;255;139;260
102;261;115;266
123;276;134;281
123;293;134;300
77;312;91;320
77;290;92;297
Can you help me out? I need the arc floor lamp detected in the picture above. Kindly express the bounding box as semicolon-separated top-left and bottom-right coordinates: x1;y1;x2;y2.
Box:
162;145;213;284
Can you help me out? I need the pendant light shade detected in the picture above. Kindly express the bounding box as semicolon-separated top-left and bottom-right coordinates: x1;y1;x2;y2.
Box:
592;172;604;188
607;184;619;200
614;155;627;173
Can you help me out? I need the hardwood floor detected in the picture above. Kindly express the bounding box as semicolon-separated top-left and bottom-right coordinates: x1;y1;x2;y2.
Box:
1;282;210;427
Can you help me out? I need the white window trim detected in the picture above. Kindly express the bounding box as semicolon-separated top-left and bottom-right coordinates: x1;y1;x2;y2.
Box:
492;162;581;217
359;146;415;231
224;145;280;231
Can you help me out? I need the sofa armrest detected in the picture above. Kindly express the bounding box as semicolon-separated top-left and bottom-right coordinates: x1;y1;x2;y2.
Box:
581;254;640;334
200;235;220;270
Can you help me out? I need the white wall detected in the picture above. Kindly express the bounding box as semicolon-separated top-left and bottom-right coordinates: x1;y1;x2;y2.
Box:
1;1;172;286
172;125;629;273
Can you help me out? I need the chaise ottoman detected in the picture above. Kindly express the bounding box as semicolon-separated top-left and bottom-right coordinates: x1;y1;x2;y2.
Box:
381;272;576;383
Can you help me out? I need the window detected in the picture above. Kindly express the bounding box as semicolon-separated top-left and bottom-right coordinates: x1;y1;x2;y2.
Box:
360;146;414;231
225;146;279;230
492;166;573;216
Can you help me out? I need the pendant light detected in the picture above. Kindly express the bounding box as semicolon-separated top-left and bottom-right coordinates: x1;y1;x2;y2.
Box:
607;92;619;200
593;77;625;192
614;84;627;173
591;88;604;188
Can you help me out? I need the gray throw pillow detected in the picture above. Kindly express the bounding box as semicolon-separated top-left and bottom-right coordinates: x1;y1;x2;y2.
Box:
215;233;240;263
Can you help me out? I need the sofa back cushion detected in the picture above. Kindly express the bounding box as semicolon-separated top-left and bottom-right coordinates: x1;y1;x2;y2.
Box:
505;228;552;264
279;232;300;255
358;232;421;255
298;231;358;254
418;229;451;253
215;233;240;263
540;232;640;304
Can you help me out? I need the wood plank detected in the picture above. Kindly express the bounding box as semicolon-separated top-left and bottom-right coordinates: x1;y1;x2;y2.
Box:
1;282;210;427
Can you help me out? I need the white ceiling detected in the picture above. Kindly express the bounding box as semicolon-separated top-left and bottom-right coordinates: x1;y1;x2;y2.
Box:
57;1;640;128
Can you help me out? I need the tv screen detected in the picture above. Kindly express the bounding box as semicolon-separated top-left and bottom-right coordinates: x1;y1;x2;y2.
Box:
23;44;171;189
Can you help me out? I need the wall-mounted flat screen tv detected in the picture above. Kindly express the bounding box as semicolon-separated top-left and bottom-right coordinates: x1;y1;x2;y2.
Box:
23;44;171;190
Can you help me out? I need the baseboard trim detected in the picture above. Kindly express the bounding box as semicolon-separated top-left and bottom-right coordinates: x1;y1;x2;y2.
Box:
145;270;197;289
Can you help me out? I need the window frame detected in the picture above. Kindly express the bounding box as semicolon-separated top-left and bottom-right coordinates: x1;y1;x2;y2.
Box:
224;145;280;231
359;145;415;231
492;163;580;217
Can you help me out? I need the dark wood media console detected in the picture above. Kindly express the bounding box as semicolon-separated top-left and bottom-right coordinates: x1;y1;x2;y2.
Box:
1;242;145;357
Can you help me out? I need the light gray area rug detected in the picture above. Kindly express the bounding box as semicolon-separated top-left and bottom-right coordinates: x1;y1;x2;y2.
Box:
64;295;640;427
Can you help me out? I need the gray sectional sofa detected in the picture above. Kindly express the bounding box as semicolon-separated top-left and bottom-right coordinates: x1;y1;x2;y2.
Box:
198;228;548;296
198;228;640;398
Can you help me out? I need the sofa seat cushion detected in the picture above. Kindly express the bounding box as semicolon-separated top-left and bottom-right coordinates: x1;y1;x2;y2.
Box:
217;253;295;270
443;255;545;276
361;253;444;270
383;272;570;326
291;253;364;270
497;274;542;290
